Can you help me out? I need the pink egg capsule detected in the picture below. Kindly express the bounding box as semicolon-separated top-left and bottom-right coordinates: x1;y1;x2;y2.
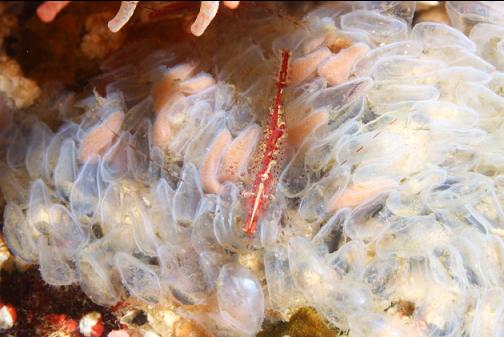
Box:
327;179;398;211
200;128;232;194
318;43;370;86
288;110;328;147
80;111;125;163
179;73;216;96
152;63;197;114
219;124;260;183
152;94;187;150
289;46;331;86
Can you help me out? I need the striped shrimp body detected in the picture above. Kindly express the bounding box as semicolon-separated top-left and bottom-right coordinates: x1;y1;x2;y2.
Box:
243;50;291;235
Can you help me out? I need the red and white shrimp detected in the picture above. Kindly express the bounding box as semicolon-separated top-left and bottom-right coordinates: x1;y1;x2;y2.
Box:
243;50;291;235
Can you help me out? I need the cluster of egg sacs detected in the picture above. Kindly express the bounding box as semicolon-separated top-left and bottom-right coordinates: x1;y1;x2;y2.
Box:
5;1;504;336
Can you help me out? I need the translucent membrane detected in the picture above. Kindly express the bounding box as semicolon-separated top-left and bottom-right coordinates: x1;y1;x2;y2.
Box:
5;3;504;336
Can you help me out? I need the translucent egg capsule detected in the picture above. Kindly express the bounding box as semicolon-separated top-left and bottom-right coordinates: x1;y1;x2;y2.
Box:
288;237;372;326
299;165;351;223
27;179;53;234
446;1;504;34
26;121;54;180
411;21;477;51
38;237;78;286
127;119;156;183
470;288;504;337
279;142;311;198
213;182;259;251
78;228;133;306
6;127;28;171
45;123;79;183
216;263;264;336
173;163;203;225
148;178;183;244
264;245;304;317
312;208;349;254
114;252;162;304
353;40;423;77
47;204;88;258
100;133;130;183
158;244;209;305
340;10;408;46
70;159;104;225
3;202;39;263
54;138;78;200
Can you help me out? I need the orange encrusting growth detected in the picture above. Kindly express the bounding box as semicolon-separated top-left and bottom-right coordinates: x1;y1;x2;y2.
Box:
243;50;290;235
